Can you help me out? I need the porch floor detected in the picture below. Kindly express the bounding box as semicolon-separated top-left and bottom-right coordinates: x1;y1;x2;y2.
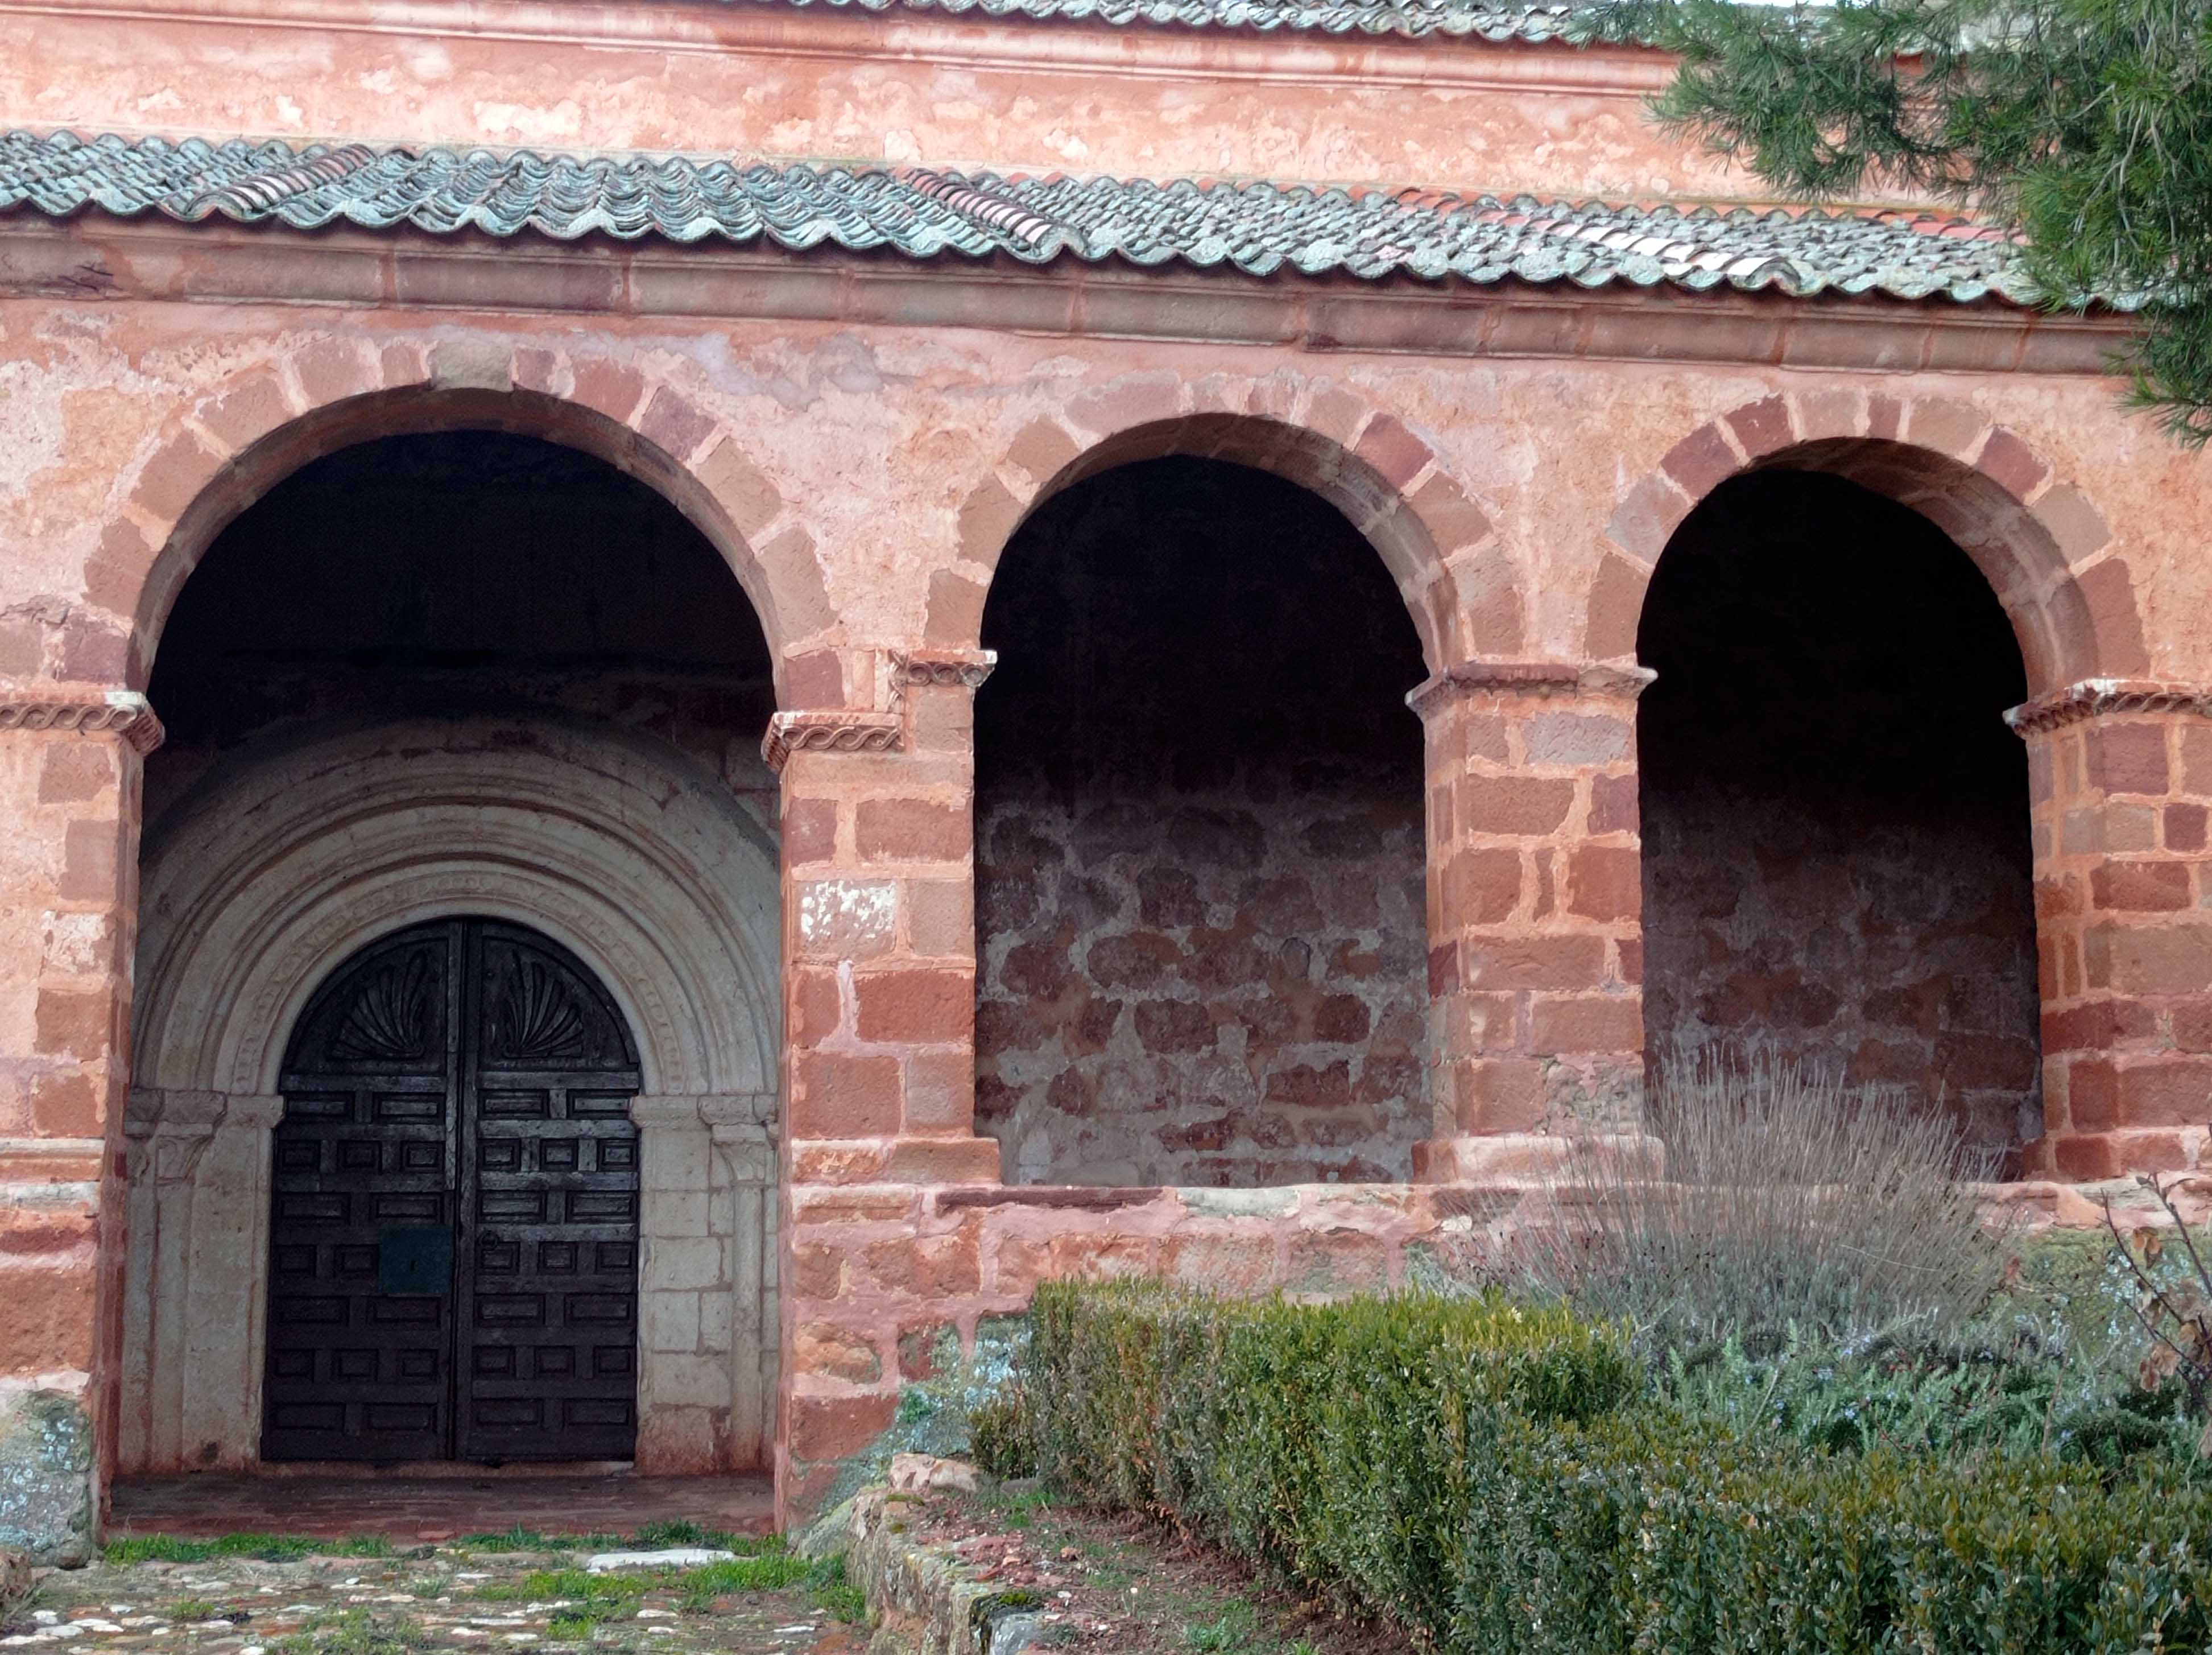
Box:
109;1473;778;1542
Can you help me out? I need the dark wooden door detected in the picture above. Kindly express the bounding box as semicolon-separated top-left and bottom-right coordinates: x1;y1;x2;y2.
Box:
263;918;642;1463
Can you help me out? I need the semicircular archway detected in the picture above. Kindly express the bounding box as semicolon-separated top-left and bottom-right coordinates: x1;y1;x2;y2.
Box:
122;715;782;1478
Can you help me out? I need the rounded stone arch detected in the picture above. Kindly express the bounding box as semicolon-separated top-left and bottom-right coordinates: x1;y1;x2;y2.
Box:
929;374;1519;673
1592;389;2148;694
98;342;834;695
121;715;783;1477
134;715;780;1098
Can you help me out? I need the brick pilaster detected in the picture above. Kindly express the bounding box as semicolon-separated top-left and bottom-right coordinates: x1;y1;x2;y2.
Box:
0;685;160;1558
2012;682;2212;1178
772;650;1003;1187
771;649;1000;1526
1409;663;1652;1179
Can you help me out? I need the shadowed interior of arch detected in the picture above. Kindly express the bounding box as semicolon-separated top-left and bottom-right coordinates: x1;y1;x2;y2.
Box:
144;429;774;826
1636;469;2041;1158
974;455;1431;1188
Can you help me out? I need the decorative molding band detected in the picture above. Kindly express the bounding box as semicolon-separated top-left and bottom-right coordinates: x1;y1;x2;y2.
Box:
4;218;2129;380
2004;679;2212;736
762;709;904;773
892;649;998;692
0;687;164;754
0;1136;106;1195
1407;661;1657;717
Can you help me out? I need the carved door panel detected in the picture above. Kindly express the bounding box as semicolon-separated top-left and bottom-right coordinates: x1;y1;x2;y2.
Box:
457;923;642;1461
263;919;640;1463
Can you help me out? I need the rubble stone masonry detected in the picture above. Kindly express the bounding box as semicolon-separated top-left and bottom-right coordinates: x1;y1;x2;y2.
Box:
974;459;1430;1187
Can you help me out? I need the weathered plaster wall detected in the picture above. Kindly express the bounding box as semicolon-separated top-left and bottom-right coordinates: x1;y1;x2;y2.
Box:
0;295;2188;695
0;0;1767;204
1638;471;2041;1158
974;457;1429;1186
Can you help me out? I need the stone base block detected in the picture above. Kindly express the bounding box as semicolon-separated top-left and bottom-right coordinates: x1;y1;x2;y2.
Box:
1412;1132;1665;1183
0;1385;95;1566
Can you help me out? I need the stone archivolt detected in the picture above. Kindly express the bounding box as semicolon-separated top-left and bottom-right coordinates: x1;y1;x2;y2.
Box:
124;716;783;1476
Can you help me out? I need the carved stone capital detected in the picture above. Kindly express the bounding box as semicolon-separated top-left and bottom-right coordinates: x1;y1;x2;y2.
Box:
761;709;903;774
126;1088;286;1136
1407;661;1656;719
0;686;164;755
2005;678;2212;736
629;1092;777;1134
891;649;997;692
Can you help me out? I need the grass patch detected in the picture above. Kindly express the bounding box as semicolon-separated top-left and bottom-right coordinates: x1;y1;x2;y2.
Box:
1180;1600;1258;1652
476;1540;814;1619
475;1570;649;1607
804;1554;866;1625
543;1616;599;1642
104;1533;391;1565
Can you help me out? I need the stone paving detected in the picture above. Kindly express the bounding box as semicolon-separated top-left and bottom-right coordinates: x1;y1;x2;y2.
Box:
108;1482;776;1545
4;1537;863;1655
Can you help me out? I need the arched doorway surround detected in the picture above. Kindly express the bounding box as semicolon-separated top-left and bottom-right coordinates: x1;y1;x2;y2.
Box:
123;715;782;1475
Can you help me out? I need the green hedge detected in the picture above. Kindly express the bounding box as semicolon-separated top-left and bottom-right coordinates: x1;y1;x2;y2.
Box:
1028;1283;1638;1636
1027;1282;2212;1653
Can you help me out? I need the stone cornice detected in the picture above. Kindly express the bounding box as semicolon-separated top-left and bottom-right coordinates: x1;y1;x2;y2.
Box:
1407;660;1656;717
0;686;165;754
2004;679;2212;736
892;649;998;691
0;217;2132;378
761;708;904;773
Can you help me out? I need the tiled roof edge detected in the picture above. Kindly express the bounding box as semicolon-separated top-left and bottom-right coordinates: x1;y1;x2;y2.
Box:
0;130;2052;308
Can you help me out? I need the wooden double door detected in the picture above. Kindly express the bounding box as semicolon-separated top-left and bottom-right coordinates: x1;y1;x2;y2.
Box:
262;918;643;1463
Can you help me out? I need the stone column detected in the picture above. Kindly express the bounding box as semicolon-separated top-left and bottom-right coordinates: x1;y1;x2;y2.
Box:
2011;682;2212;1178
1408;664;1655;1181
0;686;160;1562
770;649;1000;1525
631;1093;777;1474
119;1088;282;1473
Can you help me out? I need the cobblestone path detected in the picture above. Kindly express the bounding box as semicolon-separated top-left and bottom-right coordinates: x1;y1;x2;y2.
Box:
6;1536;864;1655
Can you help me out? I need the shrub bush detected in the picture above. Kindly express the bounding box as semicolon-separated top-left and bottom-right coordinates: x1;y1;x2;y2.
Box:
1520;1044;2008;1354
1029;1281;2212;1653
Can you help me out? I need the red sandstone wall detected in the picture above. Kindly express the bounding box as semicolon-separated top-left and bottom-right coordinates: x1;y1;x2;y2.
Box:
973;459;1430;1186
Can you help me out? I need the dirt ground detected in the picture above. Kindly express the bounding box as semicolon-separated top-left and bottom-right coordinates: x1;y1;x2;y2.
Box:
892;1486;1417;1654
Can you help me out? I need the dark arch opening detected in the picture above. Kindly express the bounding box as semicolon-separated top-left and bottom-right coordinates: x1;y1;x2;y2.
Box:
974;456;1430;1188
1636;469;2041;1155
144;430;775;830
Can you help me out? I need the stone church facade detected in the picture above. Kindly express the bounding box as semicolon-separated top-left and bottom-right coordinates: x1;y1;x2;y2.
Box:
0;0;2205;1554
